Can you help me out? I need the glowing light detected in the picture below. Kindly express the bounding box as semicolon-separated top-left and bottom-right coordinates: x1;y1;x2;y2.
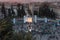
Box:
26;17;32;23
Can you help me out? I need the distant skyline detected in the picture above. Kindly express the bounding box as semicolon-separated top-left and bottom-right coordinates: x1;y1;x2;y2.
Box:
0;0;60;3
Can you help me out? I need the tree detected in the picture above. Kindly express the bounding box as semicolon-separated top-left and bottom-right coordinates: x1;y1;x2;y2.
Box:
50;9;57;19
17;4;22;17
24;32;32;40
39;3;57;19
8;8;12;17
0;18;13;40
16;32;24;40
21;5;26;17
10;5;15;18
1;3;7;18
17;4;26;18
34;11;38;15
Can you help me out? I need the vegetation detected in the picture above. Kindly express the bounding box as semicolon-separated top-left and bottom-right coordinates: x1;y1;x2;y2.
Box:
39;3;57;19
17;4;26;18
0;17;13;40
0;18;32;40
1;3;7;18
25;31;32;40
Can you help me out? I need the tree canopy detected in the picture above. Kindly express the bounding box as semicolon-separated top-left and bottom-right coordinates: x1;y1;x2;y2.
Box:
39;3;57;19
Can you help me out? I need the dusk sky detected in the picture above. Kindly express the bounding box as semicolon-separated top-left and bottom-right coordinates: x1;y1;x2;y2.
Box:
0;0;60;3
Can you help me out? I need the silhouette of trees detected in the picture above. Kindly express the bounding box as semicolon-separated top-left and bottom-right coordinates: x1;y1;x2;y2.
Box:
34;11;38;15
24;32;32;40
39;3;57;19
50;9;57;19
0;18;13;40
17;4;26;18
11;5;15;17
8;8;12;17
1;3;7;18
21;5;26;17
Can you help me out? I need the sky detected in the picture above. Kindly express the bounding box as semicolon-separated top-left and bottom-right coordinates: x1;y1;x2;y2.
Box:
0;0;60;3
